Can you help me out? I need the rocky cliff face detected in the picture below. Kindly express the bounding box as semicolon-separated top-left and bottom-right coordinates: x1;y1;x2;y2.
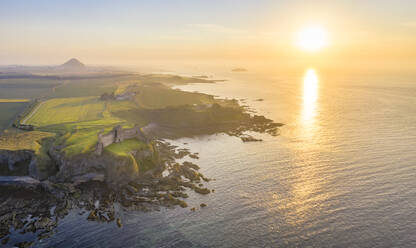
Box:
0;150;38;179
49;146;154;187
1;133;155;188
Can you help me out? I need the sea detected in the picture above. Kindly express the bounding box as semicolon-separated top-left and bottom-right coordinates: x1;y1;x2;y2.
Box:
35;63;416;247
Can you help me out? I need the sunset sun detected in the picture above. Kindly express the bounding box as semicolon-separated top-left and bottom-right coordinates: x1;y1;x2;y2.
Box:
297;26;328;52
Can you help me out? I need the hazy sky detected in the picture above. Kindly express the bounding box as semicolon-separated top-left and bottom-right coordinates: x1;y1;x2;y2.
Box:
1;0;416;65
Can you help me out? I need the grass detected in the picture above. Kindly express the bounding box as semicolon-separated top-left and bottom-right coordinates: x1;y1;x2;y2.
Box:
61;128;106;156
0;73;225;159
105;138;156;173
51;78;120;98
141;74;213;86
105;138;148;157
132;83;215;109
0;131;58;176
22;95;129;157
0;99;30;103
0;78;59;99
0;131;55;151
25;97;106;126
51;117;127;157
107;100;149;127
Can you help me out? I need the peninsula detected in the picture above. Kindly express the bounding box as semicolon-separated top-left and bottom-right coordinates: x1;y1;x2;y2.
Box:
0;59;282;246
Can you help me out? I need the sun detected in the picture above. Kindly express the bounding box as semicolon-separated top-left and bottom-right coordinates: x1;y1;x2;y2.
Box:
297;26;328;52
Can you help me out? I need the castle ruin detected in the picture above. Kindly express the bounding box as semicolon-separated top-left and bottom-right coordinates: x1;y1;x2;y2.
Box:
95;125;147;155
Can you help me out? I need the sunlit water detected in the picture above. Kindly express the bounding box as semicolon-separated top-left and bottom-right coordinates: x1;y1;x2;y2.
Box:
37;67;416;247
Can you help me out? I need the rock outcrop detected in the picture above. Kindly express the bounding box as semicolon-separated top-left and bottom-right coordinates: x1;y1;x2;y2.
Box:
0;176;40;189
50;146;150;187
99;91;136;101
0;150;38;179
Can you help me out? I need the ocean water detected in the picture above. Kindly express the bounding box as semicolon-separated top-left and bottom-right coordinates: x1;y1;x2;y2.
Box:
37;67;416;248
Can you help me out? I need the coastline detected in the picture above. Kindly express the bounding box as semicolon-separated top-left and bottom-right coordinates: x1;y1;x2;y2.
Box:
0;72;283;247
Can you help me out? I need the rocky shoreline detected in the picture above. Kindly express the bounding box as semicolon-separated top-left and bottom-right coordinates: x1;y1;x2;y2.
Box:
0;140;212;247
0;115;282;246
0;80;284;246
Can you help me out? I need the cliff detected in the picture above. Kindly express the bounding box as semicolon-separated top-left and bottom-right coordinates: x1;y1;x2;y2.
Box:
0;150;38;179
50;145;156;187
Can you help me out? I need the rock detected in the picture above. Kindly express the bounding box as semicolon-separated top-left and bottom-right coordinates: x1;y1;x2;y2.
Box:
126;185;138;194
189;153;199;159
194;187;210;195
0;176;40;189
0;228;9;240
87;210;98;221
13;217;24;230
40;180;55;193
24;222;36;233
0;149;34;173
34;217;54;230
200;203;207;208
190;207;196;212
116;218;122;228
52;150;140;186
107;212;115;222
72;173;105;186
15;241;34;248
178;200;188;208
98;212;109;222
240;135;262;142
38;231;51;240
1;237;9;245
183;161;200;170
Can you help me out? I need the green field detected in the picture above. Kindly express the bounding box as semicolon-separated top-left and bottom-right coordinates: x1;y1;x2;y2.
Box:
1;73;219;159
0;99;30;103
130;83;215;109
0;131;55;151
51;78;118;98
105;138;148;156
24;97;106;126
0;78;60;99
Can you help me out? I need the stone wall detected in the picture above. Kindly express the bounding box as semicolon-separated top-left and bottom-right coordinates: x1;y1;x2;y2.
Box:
95;125;147;155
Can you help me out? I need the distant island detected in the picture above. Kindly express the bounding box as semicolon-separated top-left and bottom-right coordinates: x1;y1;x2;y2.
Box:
0;59;282;245
232;68;248;72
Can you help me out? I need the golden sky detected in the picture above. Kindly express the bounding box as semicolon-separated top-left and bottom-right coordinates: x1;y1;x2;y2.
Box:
1;0;415;66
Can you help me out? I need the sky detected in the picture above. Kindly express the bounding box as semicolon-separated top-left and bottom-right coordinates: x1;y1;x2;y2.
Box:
1;0;416;66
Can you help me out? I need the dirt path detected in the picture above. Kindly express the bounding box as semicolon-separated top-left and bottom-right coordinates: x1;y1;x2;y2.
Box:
20;101;44;125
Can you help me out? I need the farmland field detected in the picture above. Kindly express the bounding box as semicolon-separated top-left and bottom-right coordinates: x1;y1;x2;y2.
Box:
50;77;124;98
0;99;30;103
24;97;106;127
1;73;218;157
0;78;60;99
132;83;215;109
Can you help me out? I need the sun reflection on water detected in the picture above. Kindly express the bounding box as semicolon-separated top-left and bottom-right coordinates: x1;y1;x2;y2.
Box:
265;68;328;228
302;68;319;124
